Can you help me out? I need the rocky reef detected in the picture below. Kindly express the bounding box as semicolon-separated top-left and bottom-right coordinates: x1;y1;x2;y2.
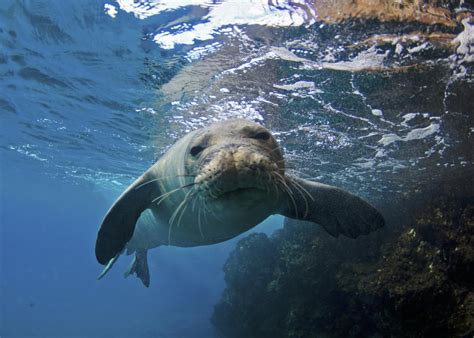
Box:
212;192;473;337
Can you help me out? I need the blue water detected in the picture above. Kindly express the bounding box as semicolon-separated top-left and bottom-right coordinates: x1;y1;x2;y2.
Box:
2;159;281;337
1;0;472;337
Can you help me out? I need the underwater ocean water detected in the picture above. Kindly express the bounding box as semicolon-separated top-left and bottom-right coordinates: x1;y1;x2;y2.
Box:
1;0;473;337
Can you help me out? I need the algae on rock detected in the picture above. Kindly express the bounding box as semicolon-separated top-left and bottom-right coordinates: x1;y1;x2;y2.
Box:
212;195;474;337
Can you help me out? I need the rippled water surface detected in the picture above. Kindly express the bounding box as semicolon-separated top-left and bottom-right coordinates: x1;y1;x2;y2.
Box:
1;0;473;337
2;0;473;196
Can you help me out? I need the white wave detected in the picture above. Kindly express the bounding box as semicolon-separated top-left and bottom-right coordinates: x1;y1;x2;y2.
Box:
378;122;440;146
405;123;440;141
401;113;419;124
8;144;48;162
272;46;389;72
115;0;315;48
104;3;118;18
186;42;222;61
320;47;389;72
210;99;264;121
371;109;383;116
221;51;280;75
453;18;474;64
273;81;316;91
115;0;206;20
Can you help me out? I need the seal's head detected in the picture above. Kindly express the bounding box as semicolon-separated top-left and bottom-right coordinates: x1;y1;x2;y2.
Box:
185;119;284;208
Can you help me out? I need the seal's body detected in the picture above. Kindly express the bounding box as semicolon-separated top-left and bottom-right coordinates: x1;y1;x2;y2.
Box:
96;119;384;286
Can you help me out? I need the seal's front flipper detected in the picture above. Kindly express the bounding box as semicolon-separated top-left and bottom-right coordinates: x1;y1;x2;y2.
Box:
280;177;384;238
95;173;156;266
97;251;122;280
124;250;150;287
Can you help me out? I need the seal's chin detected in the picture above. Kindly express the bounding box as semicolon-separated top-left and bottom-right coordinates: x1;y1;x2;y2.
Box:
206;185;268;210
217;187;263;200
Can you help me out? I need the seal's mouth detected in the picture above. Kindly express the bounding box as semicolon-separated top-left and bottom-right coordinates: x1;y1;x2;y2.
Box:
194;147;282;202
196;176;269;202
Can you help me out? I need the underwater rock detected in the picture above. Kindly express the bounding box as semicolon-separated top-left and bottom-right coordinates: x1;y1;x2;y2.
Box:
212;220;388;338
212;195;473;337
338;196;474;337
212;233;282;337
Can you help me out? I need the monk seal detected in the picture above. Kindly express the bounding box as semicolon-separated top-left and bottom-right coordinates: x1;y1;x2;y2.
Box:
96;119;384;286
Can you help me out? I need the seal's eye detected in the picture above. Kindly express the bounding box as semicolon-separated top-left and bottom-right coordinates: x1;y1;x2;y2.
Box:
190;145;205;157
252;131;271;141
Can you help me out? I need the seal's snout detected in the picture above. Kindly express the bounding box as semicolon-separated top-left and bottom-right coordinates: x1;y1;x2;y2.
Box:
195;146;278;199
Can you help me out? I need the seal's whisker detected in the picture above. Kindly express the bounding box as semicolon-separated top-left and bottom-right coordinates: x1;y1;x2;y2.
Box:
187;192;199;216
271;174;280;201
167;193;192;245
135;177;162;190
274;172;299;217
197;198;205;239
135;175;196;190
181;190;200;226
202;200;212;224
153;189;180;205
283;174;314;218
274;158;309;168
171;186;205;242
191;189;200;213
274;161;306;171
274;176;289;199
167;219;173;245
287;176;315;202
169;186;198;226
281;166;301;173
286;168;314;179
152;184;193;203
171;188;196;229
265;172;272;195
267;173;282;201
153;183;197;211
275;157;305;164
277;178;297;214
168;199;186;238
286;178;310;218
210;202;224;222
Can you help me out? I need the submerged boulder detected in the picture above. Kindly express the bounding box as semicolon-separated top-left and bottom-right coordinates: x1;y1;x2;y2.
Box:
338;196;474;337
212;195;473;337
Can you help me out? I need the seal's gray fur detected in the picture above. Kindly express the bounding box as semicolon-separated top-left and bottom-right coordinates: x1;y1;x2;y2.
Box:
95;119;384;286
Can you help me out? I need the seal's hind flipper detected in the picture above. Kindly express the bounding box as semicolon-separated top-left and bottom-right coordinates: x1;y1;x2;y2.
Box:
95;173;156;266
124;250;150;287
280;177;384;238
